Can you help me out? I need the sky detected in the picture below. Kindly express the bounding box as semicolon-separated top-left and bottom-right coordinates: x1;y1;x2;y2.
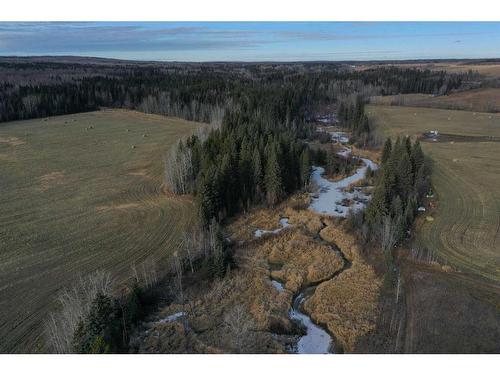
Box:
0;22;499;61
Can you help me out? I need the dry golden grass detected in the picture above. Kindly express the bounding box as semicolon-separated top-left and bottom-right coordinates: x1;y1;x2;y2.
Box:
137;263;292;353
305;260;382;353
261;229;344;293
305;220;383;352
227;197;384;353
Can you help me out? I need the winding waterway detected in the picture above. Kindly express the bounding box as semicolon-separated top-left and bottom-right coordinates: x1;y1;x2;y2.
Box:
264;144;378;354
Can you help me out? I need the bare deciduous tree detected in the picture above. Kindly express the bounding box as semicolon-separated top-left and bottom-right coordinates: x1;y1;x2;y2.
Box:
223;304;256;353
182;225;211;273
164;140;194;194
131;257;159;289
45;270;115;353
380;215;398;257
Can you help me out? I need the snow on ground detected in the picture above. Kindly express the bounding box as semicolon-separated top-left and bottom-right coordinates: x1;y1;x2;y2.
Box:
289;293;332;354
309;155;378;217
157;312;186;324
337;147;352;158
254;218;290;238
329;131;350;144
271;280;285;292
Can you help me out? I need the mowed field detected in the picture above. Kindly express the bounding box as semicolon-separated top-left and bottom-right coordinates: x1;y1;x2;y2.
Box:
370;88;500;113
368;104;500;283
0;110;202;353
368;104;500;352
358;62;500;78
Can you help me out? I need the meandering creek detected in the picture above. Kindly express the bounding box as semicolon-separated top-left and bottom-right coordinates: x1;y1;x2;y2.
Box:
259;142;378;354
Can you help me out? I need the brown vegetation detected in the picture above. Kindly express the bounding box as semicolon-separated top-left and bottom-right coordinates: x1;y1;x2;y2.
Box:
370;88;500;113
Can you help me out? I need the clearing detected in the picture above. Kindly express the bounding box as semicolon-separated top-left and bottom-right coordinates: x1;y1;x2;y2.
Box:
368;104;500;282
367;104;500;353
0;109;202;353
370;88;500;113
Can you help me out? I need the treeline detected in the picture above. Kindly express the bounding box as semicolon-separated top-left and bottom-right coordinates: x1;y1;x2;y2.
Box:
350;67;464;96
350;137;432;269
46;216;232;354
45;263;160;354
166;109;311;226
310;146;359;177
0;60;470;123
337;95;372;146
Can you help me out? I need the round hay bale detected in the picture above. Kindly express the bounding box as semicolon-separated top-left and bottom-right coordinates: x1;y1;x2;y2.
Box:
131;145;136;149
425;216;434;222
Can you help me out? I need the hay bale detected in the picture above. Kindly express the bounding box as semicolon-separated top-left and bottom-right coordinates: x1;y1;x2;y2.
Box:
131;145;136;149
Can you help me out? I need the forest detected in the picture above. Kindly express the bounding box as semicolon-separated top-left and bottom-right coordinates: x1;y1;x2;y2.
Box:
0;59;461;353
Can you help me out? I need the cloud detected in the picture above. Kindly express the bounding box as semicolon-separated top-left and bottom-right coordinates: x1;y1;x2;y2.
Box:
0;22;266;53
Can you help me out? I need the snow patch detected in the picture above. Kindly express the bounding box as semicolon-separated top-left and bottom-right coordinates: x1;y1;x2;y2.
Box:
309;154;378;217
157;312;186;324
271;280;285;292
254;218;290;238
290;294;332;354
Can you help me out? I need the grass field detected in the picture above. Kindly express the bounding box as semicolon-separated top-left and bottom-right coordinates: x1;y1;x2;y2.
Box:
368;104;500;352
358;62;500;78
0;109;202;353
370;88;500;113
368;104;500;283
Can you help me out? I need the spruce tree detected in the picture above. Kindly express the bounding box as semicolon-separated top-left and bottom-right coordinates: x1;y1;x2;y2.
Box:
264;146;283;206
381;138;393;164
411;139;425;174
299;149;310;188
397;152;414;201
198;170;218;227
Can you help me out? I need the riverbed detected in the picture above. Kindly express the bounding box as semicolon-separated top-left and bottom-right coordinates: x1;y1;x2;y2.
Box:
309;156;378;217
255;141;378;354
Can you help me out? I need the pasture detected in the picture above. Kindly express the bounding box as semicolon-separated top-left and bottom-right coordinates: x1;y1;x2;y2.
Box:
359;62;500;78
368;104;500;352
0;110;202;353
370;88;500;113
367;104;500;283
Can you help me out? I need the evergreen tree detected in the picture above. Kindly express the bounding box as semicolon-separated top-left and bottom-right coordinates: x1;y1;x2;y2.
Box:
198;169;219;227
252;148;263;201
299;149;311;188
381;138;392;164
72;293;114;354
397;152;414;201
264;146;283;206
411;139;425;173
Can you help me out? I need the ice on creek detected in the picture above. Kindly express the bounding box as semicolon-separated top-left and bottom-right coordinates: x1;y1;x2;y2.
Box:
309;156;378;217
157;312;186;324
271;279;285;292
337;147;352;158
254;218;290;238
290;294;332;354
316;127;349;144
329;131;350;144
